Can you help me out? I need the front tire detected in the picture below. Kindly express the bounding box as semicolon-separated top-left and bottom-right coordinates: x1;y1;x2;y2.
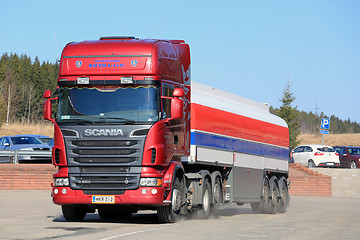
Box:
157;177;183;223
308;160;316;168
62;205;86;222
350;161;357;169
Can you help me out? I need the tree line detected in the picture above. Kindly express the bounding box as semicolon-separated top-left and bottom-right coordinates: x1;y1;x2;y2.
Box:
270;106;360;135
0;53;58;126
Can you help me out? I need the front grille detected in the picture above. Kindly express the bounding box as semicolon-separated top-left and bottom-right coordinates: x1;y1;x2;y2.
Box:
70;174;139;190
61;125;149;192
67;139;143;165
74;157;136;164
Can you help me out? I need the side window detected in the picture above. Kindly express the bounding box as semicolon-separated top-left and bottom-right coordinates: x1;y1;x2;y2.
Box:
294;146;304;153
4;138;10;145
305;146;312;152
334;148;341;154
161;83;174;119
340;148;347;155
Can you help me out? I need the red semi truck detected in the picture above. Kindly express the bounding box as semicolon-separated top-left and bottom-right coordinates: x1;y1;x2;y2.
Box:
43;37;290;222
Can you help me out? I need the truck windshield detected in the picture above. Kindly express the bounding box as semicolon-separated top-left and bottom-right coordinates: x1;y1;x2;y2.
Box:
57;85;160;124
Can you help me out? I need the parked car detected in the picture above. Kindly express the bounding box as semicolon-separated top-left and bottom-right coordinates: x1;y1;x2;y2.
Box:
333;146;360;169
0;135;52;163
292;144;340;168
27;134;53;145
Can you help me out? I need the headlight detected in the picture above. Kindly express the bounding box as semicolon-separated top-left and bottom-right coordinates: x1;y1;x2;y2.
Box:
140;178;162;187
54;178;69;187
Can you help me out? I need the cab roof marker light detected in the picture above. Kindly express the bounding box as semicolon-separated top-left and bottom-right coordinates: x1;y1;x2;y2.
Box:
121;77;133;84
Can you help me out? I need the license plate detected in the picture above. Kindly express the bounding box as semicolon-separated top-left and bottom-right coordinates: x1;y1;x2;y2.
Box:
92;195;115;204
327;162;334;166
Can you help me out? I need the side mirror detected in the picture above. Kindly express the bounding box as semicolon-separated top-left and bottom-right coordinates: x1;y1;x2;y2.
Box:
43;90;55;123
171;97;183;119
43;89;52;98
173;88;184;97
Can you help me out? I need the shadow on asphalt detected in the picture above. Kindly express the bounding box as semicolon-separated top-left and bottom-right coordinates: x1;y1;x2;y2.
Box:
52;204;256;224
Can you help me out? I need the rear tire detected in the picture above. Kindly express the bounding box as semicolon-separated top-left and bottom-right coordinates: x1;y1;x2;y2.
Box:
62;205;86;222
198;178;211;219
211;177;222;217
277;177;289;213
251;177;270;213
350;161;357;169
268;176;279;214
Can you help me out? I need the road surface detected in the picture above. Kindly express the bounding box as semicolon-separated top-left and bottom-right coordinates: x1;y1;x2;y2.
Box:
0;191;359;240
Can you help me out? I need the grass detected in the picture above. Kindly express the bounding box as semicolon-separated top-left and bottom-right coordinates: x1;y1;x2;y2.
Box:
299;133;360;147
1;122;359;147
0;122;54;137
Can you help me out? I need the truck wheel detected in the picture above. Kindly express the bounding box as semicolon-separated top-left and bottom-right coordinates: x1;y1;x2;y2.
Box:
307;160;316;168
268;176;279;214
350;161;357;169
198;178;211;219
251;177;270;214
211;177;223;216
277;177;289;213
157;178;183;223
62;205;86;222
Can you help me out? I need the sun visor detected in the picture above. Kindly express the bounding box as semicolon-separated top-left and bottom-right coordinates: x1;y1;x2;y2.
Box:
60;55;150;76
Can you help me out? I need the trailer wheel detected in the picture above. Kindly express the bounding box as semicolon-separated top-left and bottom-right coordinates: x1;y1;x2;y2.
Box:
277;177;289;213
211;177;222;216
62;205;86;222
251;177;270;214
157;178;183;223
198;178;211;219
268;176;279;214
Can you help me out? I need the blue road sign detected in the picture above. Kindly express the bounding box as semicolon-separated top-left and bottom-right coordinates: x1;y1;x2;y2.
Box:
320;129;329;135
321;118;330;130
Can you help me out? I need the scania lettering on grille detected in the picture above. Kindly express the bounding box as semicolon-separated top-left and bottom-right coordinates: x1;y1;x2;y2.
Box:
84;129;124;136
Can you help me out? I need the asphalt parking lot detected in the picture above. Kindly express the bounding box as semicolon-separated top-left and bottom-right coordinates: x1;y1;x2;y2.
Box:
1;190;360;240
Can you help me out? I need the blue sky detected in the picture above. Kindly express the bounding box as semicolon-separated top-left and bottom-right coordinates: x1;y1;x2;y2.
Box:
1;0;359;123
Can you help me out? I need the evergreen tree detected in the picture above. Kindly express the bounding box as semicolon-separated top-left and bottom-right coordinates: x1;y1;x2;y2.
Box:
278;81;301;149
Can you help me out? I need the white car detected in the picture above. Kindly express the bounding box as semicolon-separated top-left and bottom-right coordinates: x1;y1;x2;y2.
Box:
292;144;340;168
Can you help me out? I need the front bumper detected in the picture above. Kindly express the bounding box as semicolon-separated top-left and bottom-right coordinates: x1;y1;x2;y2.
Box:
52;186;168;206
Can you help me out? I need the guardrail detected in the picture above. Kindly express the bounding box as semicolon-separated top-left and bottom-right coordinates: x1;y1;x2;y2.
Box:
0;150;52;164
